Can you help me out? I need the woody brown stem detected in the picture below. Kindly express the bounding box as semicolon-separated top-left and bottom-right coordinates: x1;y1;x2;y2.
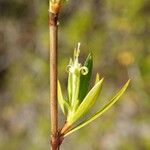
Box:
49;1;60;150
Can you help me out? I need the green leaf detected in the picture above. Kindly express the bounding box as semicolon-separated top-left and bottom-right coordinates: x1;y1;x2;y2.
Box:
78;53;93;102
95;73;100;85
71;72;80;108
58;80;70;115
64;79;130;137
67;78;104;125
67;58;73;102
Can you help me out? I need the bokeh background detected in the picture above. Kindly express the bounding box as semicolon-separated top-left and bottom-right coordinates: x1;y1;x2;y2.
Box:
0;0;150;150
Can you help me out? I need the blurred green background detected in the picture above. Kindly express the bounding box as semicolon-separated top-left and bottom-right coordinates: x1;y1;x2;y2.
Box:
0;0;150;150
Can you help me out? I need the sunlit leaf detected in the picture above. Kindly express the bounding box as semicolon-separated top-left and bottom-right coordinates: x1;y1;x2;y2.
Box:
64;79;130;136
58;80;70;115
71;72;80;108
67;78;104;125
67;58;73;102
95;73;100;85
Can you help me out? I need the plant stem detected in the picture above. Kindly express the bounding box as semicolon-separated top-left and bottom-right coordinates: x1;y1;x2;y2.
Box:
49;1;60;150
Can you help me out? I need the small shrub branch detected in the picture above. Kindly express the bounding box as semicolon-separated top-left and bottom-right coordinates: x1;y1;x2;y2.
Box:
49;0;60;150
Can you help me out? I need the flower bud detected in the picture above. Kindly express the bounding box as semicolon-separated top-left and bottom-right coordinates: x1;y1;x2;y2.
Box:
50;1;61;14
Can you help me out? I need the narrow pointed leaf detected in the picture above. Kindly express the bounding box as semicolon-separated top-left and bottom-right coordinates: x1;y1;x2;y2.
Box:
95;73;100;85
67;58;73;102
58;80;70;115
68;73;72;101
78;53;93;102
71;73;80;108
65;79;130;136
67;78;104;125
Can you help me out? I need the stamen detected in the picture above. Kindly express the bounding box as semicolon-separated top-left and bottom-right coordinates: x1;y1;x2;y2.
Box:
66;65;72;73
76;42;81;57
80;66;88;75
77;42;81;51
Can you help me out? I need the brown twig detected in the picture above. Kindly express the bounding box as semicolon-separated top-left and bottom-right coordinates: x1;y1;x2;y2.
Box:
49;1;61;150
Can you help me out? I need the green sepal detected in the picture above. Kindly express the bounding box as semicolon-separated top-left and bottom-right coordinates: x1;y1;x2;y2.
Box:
64;79;130;137
67;78;104;125
78;53;93;102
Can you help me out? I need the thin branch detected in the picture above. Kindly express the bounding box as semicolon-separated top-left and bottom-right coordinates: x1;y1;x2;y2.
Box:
49;1;60;150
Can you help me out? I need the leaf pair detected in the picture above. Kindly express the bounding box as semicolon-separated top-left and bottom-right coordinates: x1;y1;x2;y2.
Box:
64;79;130;136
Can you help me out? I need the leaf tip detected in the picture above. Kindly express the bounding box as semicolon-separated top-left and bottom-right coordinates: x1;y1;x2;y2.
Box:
125;79;131;88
